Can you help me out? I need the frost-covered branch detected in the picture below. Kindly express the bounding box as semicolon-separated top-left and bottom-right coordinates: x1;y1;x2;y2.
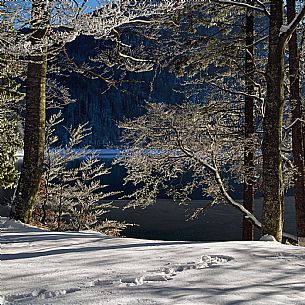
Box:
33;112;118;231
118;102;251;214
117;102;297;242
280;3;305;42
213;0;269;16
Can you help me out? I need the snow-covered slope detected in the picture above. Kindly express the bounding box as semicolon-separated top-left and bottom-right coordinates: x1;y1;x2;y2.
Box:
1;216;305;305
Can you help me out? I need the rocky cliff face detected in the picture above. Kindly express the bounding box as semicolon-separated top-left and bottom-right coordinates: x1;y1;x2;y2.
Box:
54;34;185;148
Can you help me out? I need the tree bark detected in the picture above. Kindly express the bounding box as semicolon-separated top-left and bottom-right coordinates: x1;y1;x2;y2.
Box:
242;0;255;241
262;1;285;242
287;0;305;246
10;1;49;223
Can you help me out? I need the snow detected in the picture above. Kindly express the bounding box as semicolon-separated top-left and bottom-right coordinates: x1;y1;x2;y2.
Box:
259;235;277;242
15;151;24;158
279;25;289;35
1;217;305;305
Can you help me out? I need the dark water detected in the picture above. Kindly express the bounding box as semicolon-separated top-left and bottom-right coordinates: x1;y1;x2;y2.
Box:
99;197;296;242
0;154;297;242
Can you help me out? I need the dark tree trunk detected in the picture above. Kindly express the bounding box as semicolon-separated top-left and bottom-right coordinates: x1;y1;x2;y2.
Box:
10;1;49;223
242;0;255;241
262;1;285;242
287;0;305;246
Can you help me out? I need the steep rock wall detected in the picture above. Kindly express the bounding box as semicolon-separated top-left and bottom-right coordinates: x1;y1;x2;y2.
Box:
54;35;185;148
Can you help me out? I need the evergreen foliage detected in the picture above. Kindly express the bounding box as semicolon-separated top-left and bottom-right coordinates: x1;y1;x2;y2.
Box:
33;112;125;234
0;114;21;189
0;3;23;190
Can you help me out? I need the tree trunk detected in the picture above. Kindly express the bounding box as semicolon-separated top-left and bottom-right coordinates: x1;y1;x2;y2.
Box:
10;1;49;223
287;0;305;246
242;0;255;241
262;1;285;242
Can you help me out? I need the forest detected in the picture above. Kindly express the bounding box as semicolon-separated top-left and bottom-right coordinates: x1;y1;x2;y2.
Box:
1;0;305;245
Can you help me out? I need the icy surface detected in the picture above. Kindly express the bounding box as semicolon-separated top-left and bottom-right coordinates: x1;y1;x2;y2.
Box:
1;216;305;305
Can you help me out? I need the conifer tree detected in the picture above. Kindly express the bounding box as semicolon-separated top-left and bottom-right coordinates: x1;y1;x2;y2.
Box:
0;2;23;190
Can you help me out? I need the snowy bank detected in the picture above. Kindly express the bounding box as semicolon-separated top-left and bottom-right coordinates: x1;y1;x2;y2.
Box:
1;217;305;305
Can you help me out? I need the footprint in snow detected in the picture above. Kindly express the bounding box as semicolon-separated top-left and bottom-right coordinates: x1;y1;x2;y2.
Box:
3;287;81;303
84;279;114;288
120;255;233;286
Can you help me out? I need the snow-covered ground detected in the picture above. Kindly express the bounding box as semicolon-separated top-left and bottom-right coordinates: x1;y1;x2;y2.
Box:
1;217;305;305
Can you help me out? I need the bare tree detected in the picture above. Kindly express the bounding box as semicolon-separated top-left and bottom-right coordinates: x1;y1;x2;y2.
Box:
117;102;297;242
117;102;245;211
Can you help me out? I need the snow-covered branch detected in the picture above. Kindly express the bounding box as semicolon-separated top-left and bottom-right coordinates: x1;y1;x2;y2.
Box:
118;102;297;242
280;3;305;42
213;0;269;15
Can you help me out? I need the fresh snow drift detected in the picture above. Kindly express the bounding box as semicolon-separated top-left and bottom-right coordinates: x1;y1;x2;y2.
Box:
1;217;305;305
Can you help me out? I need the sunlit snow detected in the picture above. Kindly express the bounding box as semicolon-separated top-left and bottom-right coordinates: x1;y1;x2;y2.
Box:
1;217;305;305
